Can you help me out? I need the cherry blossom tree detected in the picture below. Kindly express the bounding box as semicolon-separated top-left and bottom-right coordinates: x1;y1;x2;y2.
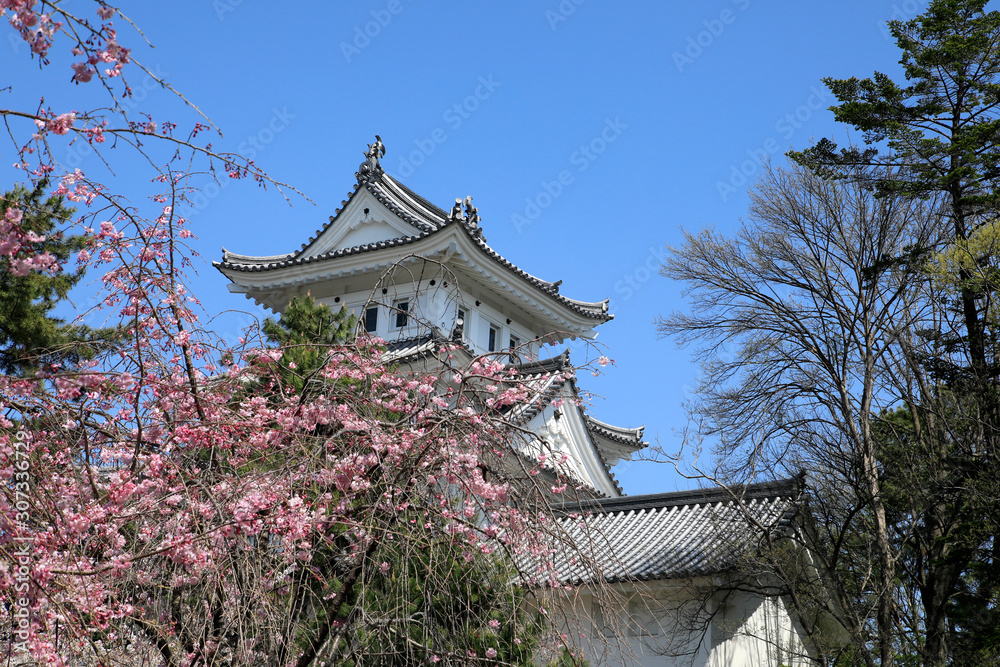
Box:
0;3;619;665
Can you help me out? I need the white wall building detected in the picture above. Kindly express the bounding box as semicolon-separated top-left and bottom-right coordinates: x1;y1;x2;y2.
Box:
216;136;641;499
215;138;819;666
544;478;815;666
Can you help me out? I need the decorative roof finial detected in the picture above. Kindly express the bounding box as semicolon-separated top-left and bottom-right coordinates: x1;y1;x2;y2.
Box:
356;134;385;184
449;197;463;222
463;195;480;228
447;195;484;238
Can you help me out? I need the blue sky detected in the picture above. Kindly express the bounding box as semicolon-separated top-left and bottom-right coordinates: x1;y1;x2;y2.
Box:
3;1;923;494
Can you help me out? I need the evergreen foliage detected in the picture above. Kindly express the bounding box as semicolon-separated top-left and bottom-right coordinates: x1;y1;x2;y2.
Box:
262;294;356;395
0;181;114;375
780;1;1000;663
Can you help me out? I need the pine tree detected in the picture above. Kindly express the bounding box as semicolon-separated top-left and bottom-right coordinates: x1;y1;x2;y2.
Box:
0;181;114;376
262;294;356;397
787;3;1000;662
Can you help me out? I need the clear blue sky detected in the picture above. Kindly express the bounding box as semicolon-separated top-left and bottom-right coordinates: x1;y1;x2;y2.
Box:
3;1;922;494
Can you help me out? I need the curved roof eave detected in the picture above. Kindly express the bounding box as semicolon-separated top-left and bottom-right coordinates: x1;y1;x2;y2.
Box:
541;474;806;585
506;352;633;497
216;208;612;324
584;414;646;453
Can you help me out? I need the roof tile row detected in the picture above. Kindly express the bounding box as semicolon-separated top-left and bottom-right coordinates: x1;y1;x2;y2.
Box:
215;171;611;321
543;475;805;584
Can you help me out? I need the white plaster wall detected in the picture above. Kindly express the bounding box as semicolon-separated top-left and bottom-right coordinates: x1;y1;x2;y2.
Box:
526;399;622;499
333;219;404;249
545;586;710;667
546;584;813;667
319;283;538;358
709;594;811;667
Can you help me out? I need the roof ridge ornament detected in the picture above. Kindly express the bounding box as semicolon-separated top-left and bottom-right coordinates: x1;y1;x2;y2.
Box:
448;195;484;238
356;134;385;184
463;195;481;228
449;197;463;222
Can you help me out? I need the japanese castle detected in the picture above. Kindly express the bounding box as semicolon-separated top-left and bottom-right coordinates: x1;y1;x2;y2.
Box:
215;138;816;666
215;136;645;499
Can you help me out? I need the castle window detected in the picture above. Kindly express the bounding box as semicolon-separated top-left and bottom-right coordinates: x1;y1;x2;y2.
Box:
488;323;500;352
364;306;378;333
508;335;521;363
393;300;409;328
454;307;466;340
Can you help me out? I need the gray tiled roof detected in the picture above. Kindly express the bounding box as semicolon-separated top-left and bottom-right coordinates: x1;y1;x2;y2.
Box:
507;350;574;425
544;475;804;584
584;415;645;450
505;351;645;497
380;331;460;364
215;170;612;322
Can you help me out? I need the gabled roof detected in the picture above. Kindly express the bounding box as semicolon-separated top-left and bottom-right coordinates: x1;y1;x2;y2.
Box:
507;350;575;425
584;415;645;450
545;475;805;585
507;351;646;498
215;140;612;323
298;171;447;248
370;334;643;499
372;340;625;498
379;330;469;365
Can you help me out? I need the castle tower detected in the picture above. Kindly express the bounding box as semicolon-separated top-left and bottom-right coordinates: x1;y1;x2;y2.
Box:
216;137;644;497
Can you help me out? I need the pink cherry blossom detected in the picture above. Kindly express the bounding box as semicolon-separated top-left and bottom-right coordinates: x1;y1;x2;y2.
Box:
0;6;608;664
46;112;75;135
71;61;94;83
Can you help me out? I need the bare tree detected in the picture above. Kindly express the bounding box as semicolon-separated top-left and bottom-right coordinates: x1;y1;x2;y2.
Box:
655;160;984;665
